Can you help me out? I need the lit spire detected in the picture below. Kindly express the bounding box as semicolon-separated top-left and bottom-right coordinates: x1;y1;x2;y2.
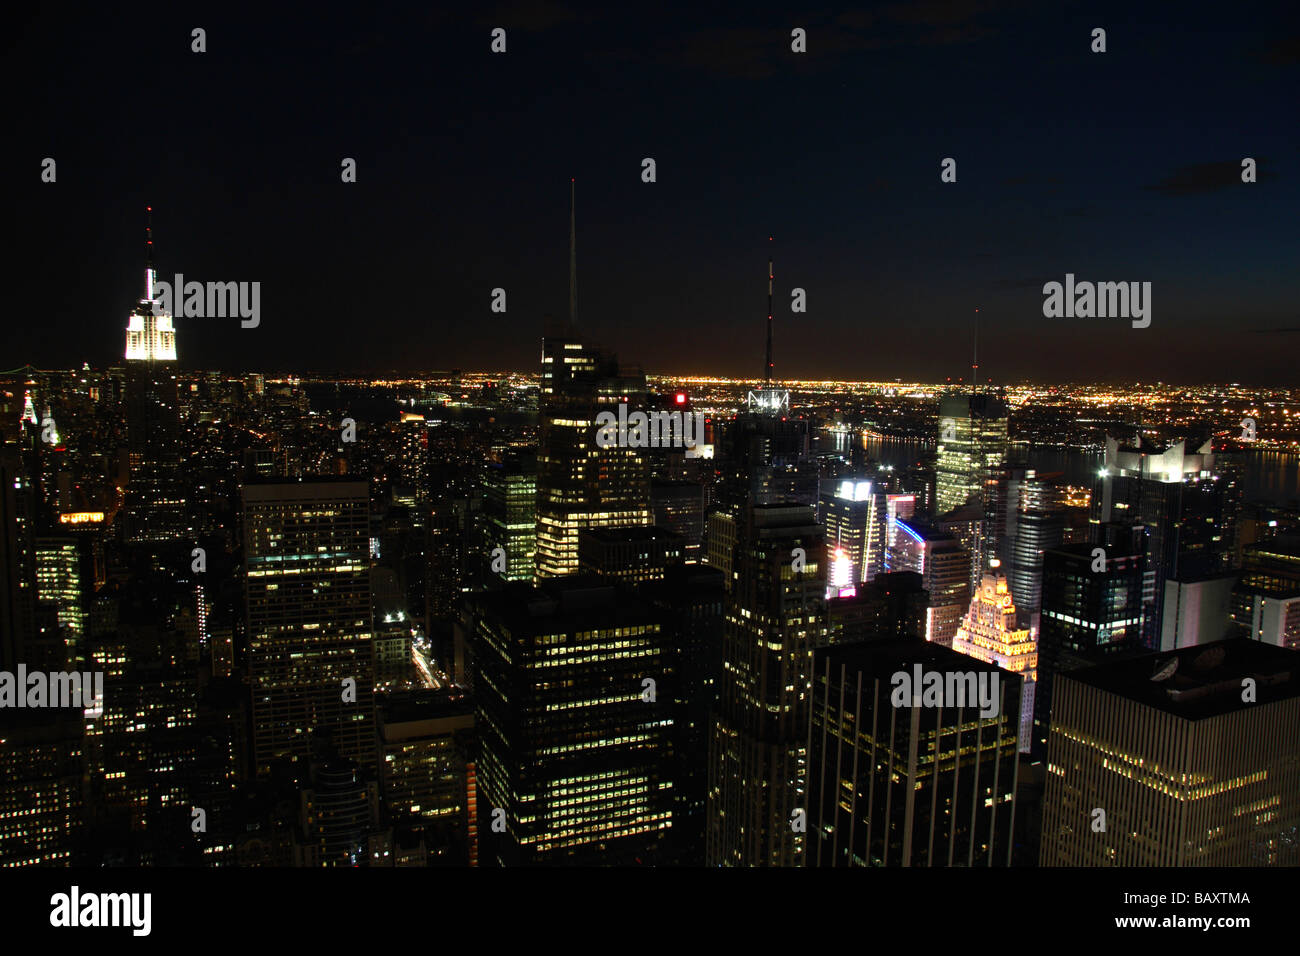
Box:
146;205;155;300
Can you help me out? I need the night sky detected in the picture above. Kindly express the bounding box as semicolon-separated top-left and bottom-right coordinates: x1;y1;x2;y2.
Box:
7;0;1298;383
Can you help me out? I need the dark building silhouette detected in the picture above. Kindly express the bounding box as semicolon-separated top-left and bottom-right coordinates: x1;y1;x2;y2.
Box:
807;639;1020;866
707;503;826;866
1032;539;1147;758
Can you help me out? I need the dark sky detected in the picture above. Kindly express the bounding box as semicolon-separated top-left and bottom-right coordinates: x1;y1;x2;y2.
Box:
6;0;1298;383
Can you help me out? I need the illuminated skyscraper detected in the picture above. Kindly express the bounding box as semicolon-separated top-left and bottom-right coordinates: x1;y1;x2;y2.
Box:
34;538;84;649
936;392;1008;588
534;185;651;577
935;393;1008;516
953;565;1038;752
1005;470;1066;628
123;208;186;545
243;479;377;775
481;450;536;583
468;577;674;865
0;712;85;866
822;479;880;596
397;413;430;501
886;519;969;647
535;334;651;577
1093;435;1240;650
707;503;826;866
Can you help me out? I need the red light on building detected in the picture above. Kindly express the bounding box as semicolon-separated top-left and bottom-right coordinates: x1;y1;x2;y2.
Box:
674;393;687;405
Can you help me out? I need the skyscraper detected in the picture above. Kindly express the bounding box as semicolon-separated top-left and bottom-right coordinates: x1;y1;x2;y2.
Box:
123;209;186;545
1092;435;1238;649
936;392;1008;592
481;450;536;582
707;503;826;866
807;639;1020;866
641;562;725;864
651;478;706;562
468;577;675;865
534;189;650;577
1005;470;1066;629
886;519;970;647
1033;540;1146;758
1040;639;1300;866
1231;536;1300;649
953;566;1038;752
935;393;1009;517
34;538;84;650
822;479;881;595
243;479;377;775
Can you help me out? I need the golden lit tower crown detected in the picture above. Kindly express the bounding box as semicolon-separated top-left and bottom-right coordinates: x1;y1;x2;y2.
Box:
124;206;177;362
953;559;1038;751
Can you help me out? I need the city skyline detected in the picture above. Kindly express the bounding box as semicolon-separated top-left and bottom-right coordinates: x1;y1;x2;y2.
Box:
5;2;1300;921
9;1;1298;383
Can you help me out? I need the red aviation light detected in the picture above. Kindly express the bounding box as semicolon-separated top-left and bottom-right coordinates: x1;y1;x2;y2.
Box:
674;393;687;405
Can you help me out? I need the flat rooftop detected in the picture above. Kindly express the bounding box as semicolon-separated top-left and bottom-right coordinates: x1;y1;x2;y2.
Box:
1065;638;1300;719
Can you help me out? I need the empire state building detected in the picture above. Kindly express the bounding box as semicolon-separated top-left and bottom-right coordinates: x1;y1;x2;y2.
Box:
122;208;186;545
